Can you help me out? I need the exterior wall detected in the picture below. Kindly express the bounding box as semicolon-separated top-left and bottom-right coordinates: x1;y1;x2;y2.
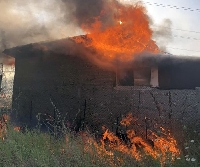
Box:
11;47;116;129
6;42;200;138
158;60;200;89
9;44;200;137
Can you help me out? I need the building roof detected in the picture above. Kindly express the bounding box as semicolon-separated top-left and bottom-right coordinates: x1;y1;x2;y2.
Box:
2;36;200;67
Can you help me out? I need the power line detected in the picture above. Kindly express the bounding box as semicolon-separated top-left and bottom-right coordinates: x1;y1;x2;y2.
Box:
165;47;200;53
152;25;200;34
152;29;200;41
160;50;200;57
173;35;200;41
160;50;197;57
160;47;200;57
160;50;173;55
142;1;200;13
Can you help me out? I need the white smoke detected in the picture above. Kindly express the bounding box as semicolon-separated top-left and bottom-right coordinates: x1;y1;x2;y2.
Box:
0;0;84;51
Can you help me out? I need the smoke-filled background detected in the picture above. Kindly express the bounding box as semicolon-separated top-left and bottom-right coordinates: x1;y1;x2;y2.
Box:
0;0;81;52
1;0;200;60
0;0;115;52
0;0;173;53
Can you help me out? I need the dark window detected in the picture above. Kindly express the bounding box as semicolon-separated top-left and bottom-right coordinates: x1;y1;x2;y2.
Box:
117;69;134;86
116;67;151;86
134;68;151;86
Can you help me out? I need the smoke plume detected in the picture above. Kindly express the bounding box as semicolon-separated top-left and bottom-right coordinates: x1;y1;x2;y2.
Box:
0;0;120;53
0;0;84;52
0;0;174;68
152;19;173;52
62;0;105;26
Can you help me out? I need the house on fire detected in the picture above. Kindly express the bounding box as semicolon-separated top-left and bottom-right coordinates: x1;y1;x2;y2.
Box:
2;37;200;134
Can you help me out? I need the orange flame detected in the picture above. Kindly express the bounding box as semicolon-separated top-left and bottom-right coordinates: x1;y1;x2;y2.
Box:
68;113;180;166
14;126;21;132
120;113;137;126
0;114;9;140
101;113;180;164
73;1;159;62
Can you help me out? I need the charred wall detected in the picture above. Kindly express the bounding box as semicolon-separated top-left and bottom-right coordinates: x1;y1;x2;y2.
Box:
9;47;200;136
11;45;116;129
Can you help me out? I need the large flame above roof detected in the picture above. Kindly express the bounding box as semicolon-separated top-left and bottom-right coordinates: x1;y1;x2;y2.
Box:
73;1;159;62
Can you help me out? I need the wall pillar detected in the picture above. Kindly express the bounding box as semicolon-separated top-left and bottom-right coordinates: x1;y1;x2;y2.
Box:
150;67;159;87
196;87;200;113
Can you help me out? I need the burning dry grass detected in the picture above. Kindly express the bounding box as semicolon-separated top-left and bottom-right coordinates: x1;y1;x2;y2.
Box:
77;113;180;166
0;113;199;167
0;125;137;167
0;113;9;140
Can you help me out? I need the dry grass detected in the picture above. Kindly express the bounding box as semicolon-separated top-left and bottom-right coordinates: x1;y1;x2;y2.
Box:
0;111;199;167
0;123;198;167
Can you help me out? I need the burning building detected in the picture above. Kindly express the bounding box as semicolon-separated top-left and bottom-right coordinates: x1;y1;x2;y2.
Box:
2;37;200;137
1;1;200;164
1;0;200;141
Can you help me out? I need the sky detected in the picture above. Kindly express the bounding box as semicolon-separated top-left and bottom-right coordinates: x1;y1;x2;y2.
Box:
0;0;200;57
133;0;200;56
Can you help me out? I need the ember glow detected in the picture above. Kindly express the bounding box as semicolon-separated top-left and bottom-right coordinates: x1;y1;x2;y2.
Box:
14;126;21;132
73;1;159;62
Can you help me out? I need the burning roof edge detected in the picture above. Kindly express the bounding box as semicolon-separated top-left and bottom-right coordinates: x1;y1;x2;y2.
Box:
2;35;200;67
2;37;78;58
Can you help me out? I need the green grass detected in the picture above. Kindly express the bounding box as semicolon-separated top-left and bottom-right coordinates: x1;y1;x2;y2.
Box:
0;125;156;167
0;123;199;167
0;125;136;167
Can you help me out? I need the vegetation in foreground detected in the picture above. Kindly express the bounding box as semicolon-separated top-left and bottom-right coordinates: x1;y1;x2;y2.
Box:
0;123;199;167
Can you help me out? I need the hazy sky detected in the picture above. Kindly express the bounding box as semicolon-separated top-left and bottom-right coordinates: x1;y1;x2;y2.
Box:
136;0;200;56
0;0;199;57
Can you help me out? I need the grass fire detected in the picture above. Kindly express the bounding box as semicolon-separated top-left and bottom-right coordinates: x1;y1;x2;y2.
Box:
0;112;199;166
100;113;180;163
